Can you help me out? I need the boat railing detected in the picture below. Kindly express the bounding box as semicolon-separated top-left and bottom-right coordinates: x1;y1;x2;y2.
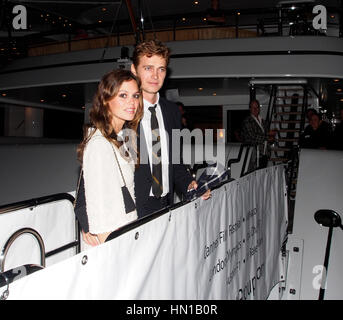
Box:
0;193;80;286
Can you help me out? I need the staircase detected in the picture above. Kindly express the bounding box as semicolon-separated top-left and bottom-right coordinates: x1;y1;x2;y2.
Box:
266;84;314;232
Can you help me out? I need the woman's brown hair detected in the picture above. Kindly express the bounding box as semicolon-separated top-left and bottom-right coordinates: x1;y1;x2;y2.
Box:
77;69;143;164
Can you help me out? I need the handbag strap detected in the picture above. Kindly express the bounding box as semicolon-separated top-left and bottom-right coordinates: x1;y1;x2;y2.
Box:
109;142;127;187
73;167;83;208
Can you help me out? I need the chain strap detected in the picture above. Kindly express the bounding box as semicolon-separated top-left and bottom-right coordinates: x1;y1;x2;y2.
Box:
109;143;127;187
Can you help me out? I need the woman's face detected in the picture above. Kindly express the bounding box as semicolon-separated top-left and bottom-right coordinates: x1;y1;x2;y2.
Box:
108;79;140;132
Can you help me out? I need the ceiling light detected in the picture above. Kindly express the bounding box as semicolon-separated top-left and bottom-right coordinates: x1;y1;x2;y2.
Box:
40;99;45;102
194;1;199;4
337;88;342;92
98;20;102;23
102;7;107;11
237;12;241;15
182;17;186;21
203;18;207;21
340;98;343;102
331;15;335;19
198;87;203;91
62;94;67;98
334;79;340;82
1;93;6;97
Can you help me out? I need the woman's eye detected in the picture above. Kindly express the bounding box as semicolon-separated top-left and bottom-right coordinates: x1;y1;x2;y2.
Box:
119;93;127;98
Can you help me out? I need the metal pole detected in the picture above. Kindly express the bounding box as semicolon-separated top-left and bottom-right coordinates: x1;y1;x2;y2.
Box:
319;225;333;300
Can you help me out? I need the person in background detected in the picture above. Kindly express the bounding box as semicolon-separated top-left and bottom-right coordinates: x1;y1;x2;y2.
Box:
300;112;332;149
77;69;142;246
176;101;194;130
332;106;343;150
130;39;210;218
205;0;225;25
241;99;276;170
305;108;318;123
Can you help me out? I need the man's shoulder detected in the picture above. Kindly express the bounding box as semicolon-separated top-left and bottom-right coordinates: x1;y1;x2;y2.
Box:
159;97;177;108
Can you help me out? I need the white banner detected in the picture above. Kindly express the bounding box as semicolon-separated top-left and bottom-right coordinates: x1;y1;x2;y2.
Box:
4;165;288;300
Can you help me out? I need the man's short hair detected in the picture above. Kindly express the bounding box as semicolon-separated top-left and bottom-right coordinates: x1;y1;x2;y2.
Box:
249;99;260;108
132;39;171;69
306;108;318;116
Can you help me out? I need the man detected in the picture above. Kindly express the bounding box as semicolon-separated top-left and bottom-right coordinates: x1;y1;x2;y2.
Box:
333;107;343;150
131;39;210;218
241;99;276;170
300;112;332;149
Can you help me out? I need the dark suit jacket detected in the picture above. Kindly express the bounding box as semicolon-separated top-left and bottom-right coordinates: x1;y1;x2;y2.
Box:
134;97;193;218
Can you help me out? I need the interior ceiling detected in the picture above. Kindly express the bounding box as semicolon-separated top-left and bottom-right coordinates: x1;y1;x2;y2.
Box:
0;0;342;111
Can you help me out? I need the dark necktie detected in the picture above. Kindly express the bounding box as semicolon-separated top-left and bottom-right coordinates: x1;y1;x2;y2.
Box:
148;105;163;198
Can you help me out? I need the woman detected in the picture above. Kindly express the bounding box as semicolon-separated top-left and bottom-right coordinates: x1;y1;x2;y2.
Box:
77;69;142;246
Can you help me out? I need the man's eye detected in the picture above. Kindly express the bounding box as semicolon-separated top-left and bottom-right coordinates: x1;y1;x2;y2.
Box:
133;94;140;99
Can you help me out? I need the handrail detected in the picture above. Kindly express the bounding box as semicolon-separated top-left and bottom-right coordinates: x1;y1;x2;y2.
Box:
0;228;46;273
106;176;233;243
225;143;258;179
0;193;75;215
0;192;81;258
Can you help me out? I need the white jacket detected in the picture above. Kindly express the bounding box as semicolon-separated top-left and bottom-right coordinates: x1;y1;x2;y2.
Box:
83;129;137;234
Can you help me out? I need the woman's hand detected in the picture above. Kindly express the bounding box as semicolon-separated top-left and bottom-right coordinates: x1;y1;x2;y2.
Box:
82;230;100;246
187;180;212;200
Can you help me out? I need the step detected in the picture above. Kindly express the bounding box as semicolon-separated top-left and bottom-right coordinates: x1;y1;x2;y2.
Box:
270;157;289;162
277;88;303;91
275;104;303;107
271;147;291;152
277;138;298;142
272;120;301;124
276;96;312;99
276;112;302;116
278;129;300;133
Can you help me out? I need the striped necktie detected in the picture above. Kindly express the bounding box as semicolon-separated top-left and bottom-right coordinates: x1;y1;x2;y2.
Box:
148;105;163;198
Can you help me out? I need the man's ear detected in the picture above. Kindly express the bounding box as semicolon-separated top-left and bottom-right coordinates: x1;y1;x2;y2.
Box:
131;63;137;76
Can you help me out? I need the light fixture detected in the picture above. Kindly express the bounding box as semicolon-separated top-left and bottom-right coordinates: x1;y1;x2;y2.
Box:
194;1;199;5
337;88;342;92
182;17;186;21
1;93;6;97
40;99;45;102
203;18;207;21
340;98;343;102
334;79;340;82
98;20;102;23
62;94;67;98
213;92;217;96
102;7;107;11
237;12;241;16
198;87;203;91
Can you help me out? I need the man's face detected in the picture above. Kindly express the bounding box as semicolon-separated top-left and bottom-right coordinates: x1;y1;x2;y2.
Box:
310;114;320;130
250;101;260;118
131;54;167;101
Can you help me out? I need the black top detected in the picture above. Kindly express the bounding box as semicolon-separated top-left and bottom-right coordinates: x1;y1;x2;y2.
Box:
300;121;332;149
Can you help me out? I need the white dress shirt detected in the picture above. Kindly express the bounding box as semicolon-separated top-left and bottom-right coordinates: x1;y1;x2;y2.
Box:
141;93;169;197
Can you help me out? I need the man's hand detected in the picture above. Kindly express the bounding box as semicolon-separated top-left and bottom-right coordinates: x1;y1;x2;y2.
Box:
82;230;100;247
187;180;212;200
